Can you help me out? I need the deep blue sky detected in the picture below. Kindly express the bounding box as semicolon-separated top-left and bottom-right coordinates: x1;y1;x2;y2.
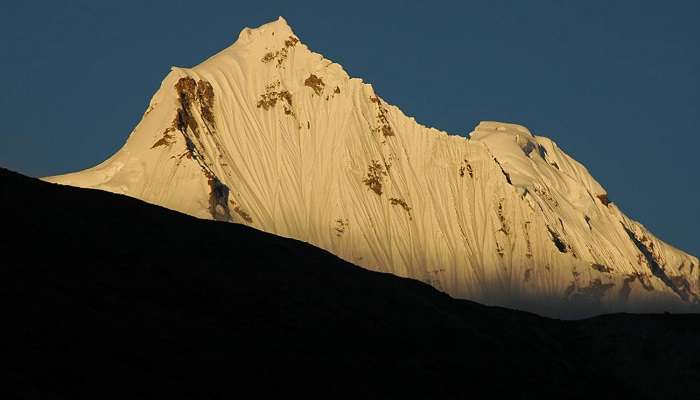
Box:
1;1;698;256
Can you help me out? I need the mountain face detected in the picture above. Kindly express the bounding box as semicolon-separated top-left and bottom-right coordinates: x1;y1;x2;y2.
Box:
4;167;700;399
45;17;699;317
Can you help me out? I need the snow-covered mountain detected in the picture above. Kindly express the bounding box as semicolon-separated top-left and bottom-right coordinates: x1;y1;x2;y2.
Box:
45;17;698;317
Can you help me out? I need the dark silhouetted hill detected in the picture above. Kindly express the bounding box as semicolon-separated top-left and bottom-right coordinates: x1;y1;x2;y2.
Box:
1;168;699;399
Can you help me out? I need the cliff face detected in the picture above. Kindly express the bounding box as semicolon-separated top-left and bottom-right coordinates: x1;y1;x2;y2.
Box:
45;17;699;317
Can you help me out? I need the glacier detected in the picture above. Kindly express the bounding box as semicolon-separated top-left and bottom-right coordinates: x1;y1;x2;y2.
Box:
45;17;699;317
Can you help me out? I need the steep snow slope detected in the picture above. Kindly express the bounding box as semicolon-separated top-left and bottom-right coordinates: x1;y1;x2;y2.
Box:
46;17;699;317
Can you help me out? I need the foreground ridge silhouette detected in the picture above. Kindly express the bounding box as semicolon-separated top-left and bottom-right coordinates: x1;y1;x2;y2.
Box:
2;167;700;399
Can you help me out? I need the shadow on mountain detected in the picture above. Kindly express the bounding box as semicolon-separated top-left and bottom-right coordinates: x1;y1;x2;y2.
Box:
1;168;699;399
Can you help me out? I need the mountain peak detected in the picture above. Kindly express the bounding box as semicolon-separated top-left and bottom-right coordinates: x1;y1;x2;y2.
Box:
45;18;700;318
237;16;297;45
275;15;290;26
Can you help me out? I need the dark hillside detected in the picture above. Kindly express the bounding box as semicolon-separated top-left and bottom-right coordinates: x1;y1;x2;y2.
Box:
1;168;698;399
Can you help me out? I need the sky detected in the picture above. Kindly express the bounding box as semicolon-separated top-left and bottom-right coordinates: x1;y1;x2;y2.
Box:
0;0;698;256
